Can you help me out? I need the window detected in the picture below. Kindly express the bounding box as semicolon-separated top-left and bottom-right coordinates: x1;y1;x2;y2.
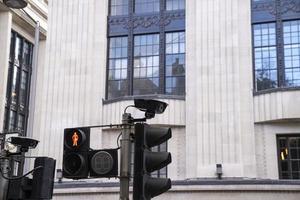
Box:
133;34;160;95
107;37;128;99
110;0;128;16
3;31;33;135
253;23;277;91
283;20;300;87
252;0;300;92
107;32;186;98
165;32;185;95
166;0;185;11
135;0;159;13
278;135;300;179
107;0;185;99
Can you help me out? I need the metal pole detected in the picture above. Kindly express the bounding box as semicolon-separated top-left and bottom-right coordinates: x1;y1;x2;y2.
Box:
24;20;39;176
26;21;40;139
120;113;132;200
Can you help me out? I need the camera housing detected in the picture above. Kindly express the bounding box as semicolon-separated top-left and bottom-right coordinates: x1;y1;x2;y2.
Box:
134;99;168;119
8;136;39;152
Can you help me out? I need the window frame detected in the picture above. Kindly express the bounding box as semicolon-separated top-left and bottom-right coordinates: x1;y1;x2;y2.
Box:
107;36;129;99
109;0;129;16
3;31;33;136
134;0;160;14
106;0;185;101
165;31;185;95
283;20;300;87
252;0;300;94
252;22;278;91
277;134;300;179
133;33;160;95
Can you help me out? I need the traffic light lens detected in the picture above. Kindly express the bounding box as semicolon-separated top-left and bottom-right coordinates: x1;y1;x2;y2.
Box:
64;153;85;175
65;129;86;149
90;151;114;175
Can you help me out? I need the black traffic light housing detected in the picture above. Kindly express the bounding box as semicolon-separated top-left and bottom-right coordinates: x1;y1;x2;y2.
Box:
63;127;118;179
133;123;172;200
63;128;90;179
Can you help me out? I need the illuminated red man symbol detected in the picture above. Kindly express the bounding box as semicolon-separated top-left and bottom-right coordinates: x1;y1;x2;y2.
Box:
72;132;79;147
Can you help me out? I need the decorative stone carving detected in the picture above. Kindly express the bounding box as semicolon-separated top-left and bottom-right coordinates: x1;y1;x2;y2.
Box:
108;17;129;27
108;12;185;30
281;0;300;14
252;0;300;15
252;1;276;15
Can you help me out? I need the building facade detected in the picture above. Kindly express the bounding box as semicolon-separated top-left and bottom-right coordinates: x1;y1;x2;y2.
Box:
0;0;48;198
1;0;300;199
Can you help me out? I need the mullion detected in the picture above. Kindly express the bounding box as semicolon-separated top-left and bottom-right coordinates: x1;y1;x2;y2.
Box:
128;0;134;95
159;0;166;94
23;42;33;135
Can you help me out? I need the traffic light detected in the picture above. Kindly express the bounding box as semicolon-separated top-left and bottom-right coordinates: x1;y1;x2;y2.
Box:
63;128;90;179
133;123;172;200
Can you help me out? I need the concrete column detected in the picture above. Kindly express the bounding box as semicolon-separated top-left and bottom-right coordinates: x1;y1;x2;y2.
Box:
0;9;12;200
0;11;12;133
186;0;256;178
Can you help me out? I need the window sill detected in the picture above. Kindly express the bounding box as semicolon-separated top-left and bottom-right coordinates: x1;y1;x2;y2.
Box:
253;86;300;96
102;94;185;105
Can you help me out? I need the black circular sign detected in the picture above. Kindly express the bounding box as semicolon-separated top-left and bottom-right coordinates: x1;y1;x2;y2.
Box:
90;151;114;175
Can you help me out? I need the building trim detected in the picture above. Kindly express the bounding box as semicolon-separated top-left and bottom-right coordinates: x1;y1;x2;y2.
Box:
53;179;300;194
102;94;185;104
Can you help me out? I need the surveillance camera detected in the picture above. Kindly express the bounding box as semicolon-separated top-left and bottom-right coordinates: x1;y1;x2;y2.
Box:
134;99;168;119
8;136;39;152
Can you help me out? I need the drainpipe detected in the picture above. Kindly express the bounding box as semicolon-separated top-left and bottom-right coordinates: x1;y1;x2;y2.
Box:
24;20;40;174
27;20;40;140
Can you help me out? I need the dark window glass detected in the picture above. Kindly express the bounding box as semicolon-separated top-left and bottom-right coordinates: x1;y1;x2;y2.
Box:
23;41;32;66
14;36;22;66
20;71;28;106
253;23;278;91
166;0;185;11
9;33;14;62
107;37;128;99
11;66;20;104
17;114;25;131
8;110;17;131
3;108;9;131
283;20;300;87
165;32;185;95
133;34;160;95
278;136;300;179
135;0;159;13
110;0;128;16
